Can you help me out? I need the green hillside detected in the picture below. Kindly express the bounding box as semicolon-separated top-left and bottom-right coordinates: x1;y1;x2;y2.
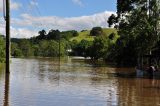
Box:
70;28;118;42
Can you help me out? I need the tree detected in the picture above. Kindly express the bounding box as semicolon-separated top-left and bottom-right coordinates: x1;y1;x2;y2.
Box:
0;36;5;62
89;36;110;60
61;30;79;40
47;29;60;40
18;39;34;57
11;42;23;57
38;40;66;57
73;30;79;37
90;27;103;36
72;40;93;57
109;33;116;40
108;0;160;66
108;14;117;27
36;29;46;40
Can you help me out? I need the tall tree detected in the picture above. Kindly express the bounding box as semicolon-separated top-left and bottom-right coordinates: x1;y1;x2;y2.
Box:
36;29;46;40
108;0;160;66
47;29;60;40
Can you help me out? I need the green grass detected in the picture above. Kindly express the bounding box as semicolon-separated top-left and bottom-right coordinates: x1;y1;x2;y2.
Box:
102;28;118;36
70;30;94;42
70;28;118;42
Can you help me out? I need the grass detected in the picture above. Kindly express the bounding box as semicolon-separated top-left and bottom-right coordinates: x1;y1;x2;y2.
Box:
102;28;118;36
70;28;118;42
70;30;94;42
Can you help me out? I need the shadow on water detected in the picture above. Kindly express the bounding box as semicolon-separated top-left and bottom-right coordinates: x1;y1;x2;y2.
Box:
3;73;10;106
107;67;160;80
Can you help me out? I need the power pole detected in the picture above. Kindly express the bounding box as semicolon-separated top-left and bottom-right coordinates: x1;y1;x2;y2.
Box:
6;0;10;74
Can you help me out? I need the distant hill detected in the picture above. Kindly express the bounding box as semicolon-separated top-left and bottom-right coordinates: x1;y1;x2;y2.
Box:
70;28;118;42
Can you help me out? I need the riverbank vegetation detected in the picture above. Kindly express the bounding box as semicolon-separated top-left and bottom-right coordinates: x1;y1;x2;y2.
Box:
0;35;5;63
108;0;160;66
0;0;159;67
10;28;118;59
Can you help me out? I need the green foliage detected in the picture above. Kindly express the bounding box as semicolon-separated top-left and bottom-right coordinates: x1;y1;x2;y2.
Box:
90;27;103;36
36;29;47;40
36;40;67;57
108;14;118;27
9;28;118;60
89;36;112;59
18;39;34;57
71;28;117;42
35;29;79;41
108;0;160;66
71;35;116;60
71;30;94;42
109;33;116;40
0;36;5;62
72;40;93;57
38;40;58;57
47;30;60;40
73;31;79;37
61;30;79;40
70;40;78;49
11;42;23;57
60;38;71;56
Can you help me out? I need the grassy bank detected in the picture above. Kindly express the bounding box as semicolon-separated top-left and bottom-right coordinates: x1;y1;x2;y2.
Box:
70;28;118;42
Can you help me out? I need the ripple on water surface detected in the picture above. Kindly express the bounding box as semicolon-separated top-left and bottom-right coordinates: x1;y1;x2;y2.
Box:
0;58;160;106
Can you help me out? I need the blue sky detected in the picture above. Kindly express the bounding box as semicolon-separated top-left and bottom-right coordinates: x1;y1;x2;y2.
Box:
14;0;116;17
42;0;116;17
0;0;117;38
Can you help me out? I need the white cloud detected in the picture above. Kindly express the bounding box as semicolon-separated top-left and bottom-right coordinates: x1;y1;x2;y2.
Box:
72;0;84;6
10;1;22;10
0;11;115;38
30;1;38;6
13;11;115;31
0;0;21;12
0;17;6;34
0;17;37;38
10;27;37;38
0;1;2;12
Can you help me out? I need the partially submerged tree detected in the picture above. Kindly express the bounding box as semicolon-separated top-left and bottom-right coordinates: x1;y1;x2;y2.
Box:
108;0;160;66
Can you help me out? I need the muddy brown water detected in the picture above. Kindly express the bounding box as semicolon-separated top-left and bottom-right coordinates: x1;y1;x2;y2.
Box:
0;58;160;106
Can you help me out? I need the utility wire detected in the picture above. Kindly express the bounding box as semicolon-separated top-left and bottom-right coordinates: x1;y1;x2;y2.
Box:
15;0;45;33
25;0;45;29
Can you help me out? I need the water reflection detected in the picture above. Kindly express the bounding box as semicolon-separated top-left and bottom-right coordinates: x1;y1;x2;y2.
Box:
1;58;160;106
117;78;160;106
3;74;10;106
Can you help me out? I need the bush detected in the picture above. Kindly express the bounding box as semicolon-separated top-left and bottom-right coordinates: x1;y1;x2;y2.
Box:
90;27;103;36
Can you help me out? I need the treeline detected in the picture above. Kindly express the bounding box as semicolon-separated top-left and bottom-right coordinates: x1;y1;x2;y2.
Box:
71;34;116;60
11;29;78;57
10;27;117;60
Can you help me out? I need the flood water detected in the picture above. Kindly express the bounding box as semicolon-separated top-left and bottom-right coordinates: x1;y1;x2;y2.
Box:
0;58;160;106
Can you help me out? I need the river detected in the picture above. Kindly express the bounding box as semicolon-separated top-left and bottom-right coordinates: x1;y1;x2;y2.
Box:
0;58;160;106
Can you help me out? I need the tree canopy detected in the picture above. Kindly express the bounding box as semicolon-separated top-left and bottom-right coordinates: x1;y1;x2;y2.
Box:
108;0;160;66
90;27;103;36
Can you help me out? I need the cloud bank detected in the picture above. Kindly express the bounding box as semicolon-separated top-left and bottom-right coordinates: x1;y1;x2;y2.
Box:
14;11;115;31
1;11;115;38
